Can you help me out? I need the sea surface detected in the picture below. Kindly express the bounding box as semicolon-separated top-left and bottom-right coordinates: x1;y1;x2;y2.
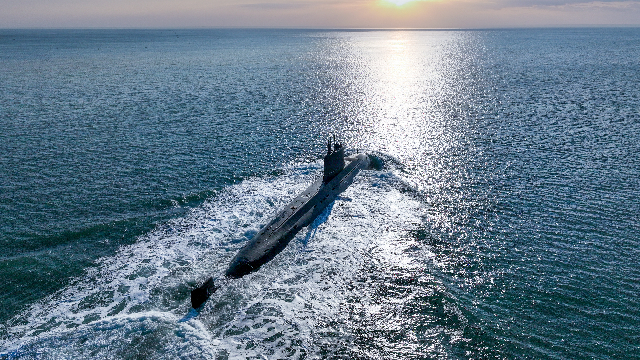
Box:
1;28;639;359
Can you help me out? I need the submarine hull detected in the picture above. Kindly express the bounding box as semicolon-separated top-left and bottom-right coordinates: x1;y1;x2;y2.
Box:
225;153;370;278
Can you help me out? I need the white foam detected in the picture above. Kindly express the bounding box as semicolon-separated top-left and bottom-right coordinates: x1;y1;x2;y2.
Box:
2;164;433;359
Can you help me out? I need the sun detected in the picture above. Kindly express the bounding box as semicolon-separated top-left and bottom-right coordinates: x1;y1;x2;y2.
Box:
386;0;419;6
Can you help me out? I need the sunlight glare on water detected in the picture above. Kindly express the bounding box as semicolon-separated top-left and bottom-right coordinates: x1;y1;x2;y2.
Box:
310;30;502;356
331;31;494;243
336;31;487;191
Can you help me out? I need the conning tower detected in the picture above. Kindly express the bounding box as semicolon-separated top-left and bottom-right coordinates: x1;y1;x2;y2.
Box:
323;137;345;183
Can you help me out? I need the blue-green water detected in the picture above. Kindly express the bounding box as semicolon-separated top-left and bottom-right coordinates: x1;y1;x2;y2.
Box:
1;28;639;359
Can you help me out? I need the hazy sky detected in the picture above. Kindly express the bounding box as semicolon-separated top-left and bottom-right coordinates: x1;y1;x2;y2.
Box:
2;0;640;28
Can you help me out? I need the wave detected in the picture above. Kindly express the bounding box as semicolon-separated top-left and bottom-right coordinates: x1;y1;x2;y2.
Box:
1;161;480;359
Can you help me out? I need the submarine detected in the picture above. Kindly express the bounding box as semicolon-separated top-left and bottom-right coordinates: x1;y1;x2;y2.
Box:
191;138;371;309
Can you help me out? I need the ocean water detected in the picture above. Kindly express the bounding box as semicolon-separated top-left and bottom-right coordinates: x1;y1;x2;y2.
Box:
1;28;639;359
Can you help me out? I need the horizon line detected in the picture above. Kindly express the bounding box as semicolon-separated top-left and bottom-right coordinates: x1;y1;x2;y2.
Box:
2;24;639;31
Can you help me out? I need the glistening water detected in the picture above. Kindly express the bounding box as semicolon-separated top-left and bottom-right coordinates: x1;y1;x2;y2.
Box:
1;29;639;359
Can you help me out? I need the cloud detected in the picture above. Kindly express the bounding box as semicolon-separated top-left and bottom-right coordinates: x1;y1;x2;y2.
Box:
240;2;313;10
483;0;640;8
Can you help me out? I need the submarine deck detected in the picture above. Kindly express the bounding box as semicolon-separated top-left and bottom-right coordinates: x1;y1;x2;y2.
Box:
225;154;369;278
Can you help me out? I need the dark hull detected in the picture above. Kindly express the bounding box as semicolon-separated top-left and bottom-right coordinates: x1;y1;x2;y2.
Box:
225;153;370;278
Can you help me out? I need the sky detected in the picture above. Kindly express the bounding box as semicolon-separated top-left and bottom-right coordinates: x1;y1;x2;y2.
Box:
1;0;640;28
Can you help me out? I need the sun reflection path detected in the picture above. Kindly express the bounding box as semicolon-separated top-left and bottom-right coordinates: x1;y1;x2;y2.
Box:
340;32;448;189
313;31;498;355
317;31;497;261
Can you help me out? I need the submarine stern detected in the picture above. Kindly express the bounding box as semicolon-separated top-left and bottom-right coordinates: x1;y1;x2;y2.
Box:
225;257;256;278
